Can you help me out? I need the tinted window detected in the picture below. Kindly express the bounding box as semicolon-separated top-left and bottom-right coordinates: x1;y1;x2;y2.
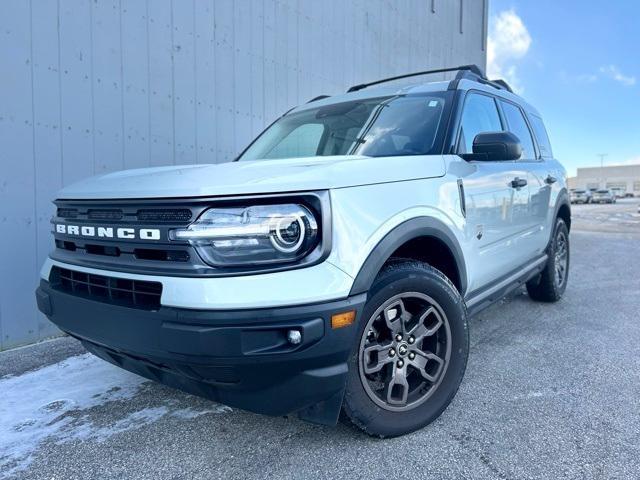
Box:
529;114;553;158
500;101;535;160
458;93;502;154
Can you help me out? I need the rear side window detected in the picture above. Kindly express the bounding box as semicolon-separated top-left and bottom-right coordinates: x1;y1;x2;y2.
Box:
457;93;502;154
528;114;554;158
499;101;536;160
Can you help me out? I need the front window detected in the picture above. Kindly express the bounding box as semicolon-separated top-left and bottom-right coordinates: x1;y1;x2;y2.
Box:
238;93;451;161
457;93;502;154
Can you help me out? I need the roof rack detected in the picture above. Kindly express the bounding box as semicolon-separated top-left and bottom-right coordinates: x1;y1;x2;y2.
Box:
346;64;513;94
489;79;513;93
307;95;331;103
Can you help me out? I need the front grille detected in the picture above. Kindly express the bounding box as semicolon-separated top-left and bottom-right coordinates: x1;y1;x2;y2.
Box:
50;266;162;310
55;207;193;224
57;208;78;218
88;209;124;221
137;209;192;223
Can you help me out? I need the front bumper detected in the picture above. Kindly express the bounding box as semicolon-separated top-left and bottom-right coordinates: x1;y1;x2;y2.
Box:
36;280;366;425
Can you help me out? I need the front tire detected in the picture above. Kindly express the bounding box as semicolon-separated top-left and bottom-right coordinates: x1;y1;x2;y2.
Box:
526;218;570;302
341;260;469;437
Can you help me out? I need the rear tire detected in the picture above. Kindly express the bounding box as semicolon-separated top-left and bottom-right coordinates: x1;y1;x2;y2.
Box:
526;218;570;302
341;260;468;437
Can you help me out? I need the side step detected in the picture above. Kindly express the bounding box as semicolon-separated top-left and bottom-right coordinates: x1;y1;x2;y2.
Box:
465;255;548;317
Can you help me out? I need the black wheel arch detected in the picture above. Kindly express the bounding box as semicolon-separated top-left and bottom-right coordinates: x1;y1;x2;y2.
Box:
547;190;571;251
348;217;468;297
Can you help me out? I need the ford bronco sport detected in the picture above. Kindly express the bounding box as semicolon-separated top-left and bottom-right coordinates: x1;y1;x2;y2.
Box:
36;65;571;437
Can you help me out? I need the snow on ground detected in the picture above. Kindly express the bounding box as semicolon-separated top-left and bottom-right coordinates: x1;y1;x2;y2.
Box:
0;353;230;478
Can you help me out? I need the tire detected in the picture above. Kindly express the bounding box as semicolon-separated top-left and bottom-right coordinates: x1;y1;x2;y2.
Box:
526;218;570;302
341;260;469;437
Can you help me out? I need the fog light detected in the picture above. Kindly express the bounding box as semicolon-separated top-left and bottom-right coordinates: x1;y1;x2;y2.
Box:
331;310;356;329
287;329;302;345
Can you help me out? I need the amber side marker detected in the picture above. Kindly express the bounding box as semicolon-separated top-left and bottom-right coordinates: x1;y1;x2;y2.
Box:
331;310;356;329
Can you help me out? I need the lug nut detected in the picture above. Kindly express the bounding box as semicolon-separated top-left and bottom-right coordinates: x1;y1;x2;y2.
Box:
395;334;403;342
408;335;415;344
397;360;404;368
389;348;396;357
408;352;416;360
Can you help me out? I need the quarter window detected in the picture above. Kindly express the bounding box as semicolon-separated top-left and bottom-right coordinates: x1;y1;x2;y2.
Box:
528;114;553;158
457;93;502;154
500;101;536;160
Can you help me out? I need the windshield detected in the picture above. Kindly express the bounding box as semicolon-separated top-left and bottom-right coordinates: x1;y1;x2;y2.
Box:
238;92;451;161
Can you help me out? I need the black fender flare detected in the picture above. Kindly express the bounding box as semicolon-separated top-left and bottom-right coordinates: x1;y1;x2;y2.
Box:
348;217;468;297
547;189;571;245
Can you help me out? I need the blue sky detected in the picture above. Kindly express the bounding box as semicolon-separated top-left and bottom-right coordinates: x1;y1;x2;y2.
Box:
488;0;640;176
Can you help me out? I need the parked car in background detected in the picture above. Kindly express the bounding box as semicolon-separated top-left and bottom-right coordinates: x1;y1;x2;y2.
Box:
570;189;592;204
611;188;625;199
624;192;635;198
592;189;616;204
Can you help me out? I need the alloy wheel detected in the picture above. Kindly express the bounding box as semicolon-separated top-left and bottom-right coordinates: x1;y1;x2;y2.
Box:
554;230;568;288
358;292;451;412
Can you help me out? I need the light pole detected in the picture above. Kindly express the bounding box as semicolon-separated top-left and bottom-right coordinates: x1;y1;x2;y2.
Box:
597;153;608;189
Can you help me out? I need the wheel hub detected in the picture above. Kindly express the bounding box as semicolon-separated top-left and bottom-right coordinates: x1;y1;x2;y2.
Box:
359;292;452;412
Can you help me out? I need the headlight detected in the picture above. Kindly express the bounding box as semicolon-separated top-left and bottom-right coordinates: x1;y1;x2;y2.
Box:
170;204;319;267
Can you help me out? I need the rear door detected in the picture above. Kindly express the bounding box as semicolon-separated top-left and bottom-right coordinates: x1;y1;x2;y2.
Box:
524;110;559;252
455;91;531;291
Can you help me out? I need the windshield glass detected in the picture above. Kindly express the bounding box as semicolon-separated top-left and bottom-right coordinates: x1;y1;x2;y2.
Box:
238;92;451;161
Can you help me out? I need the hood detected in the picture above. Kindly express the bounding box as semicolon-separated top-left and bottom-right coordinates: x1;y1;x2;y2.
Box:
57;155;446;200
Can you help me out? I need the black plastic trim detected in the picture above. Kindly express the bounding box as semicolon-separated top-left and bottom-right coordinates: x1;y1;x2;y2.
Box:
348;217;467;297
347;64;488;93
465;255;548;317
36;280;367;425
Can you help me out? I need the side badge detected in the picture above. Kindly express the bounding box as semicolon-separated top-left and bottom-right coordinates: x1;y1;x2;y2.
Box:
476;225;484;240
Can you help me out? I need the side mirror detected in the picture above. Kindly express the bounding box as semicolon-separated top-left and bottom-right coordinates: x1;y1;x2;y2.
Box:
461;131;522;161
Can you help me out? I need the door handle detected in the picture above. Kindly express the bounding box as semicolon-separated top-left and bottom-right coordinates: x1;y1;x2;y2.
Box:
510;177;527;188
545;175;557;184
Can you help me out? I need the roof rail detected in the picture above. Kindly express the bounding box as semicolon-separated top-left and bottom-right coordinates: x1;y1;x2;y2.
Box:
346;64;513;94
307;95;331;103
489;79;513;93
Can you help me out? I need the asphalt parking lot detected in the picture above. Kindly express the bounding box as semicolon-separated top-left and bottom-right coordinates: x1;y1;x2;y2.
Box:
2;199;639;480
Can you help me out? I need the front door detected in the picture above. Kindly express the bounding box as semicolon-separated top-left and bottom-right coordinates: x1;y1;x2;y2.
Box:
454;91;532;292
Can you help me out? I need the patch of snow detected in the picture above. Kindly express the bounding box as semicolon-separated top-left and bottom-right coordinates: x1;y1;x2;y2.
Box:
171;405;232;419
0;353;230;478
66;406;171;443
0;354;147;477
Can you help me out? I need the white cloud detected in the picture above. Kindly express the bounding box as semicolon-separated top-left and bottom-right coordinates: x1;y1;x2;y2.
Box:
559;71;598;84
599;65;636;86
487;9;531;93
576;73;598;83
619;156;640;166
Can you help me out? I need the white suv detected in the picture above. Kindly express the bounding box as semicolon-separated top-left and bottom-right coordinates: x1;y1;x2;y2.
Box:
36;65;571;437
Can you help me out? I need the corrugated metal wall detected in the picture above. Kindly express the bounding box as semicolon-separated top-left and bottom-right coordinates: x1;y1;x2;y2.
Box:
0;0;487;350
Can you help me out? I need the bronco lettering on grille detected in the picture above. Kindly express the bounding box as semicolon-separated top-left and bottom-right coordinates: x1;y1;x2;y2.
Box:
55;224;161;240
